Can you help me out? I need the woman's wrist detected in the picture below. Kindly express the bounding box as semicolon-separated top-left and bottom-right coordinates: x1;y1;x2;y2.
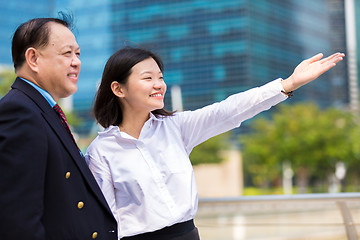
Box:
281;76;296;92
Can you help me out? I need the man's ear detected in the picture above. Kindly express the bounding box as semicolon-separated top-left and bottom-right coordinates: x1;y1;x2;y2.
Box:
111;81;125;98
24;47;39;72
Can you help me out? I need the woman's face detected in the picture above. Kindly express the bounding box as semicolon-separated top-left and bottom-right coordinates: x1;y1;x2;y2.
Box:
120;57;167;114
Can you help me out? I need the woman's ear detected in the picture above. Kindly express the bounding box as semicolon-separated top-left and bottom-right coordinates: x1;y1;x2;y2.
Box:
111;81;125;98
24;47;39;72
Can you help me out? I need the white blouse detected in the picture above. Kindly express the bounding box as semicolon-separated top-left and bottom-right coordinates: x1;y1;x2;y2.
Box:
85;78;288;238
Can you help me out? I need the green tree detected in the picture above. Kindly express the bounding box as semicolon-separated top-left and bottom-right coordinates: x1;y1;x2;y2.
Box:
190;132;231;166
240;103;360;193
63;108;83;128
0;67;16;97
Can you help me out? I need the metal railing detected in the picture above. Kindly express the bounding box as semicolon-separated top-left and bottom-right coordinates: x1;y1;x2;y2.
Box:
196;193;360;240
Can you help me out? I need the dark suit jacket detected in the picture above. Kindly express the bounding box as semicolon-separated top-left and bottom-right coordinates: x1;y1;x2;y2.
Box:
0;78;118;240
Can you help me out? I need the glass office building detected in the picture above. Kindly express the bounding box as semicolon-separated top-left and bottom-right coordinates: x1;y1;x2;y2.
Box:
0;0;53;64
0;0;350;135
328;0;349;107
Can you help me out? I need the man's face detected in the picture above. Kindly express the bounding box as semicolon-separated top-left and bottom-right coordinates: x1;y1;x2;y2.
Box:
36;22;81;102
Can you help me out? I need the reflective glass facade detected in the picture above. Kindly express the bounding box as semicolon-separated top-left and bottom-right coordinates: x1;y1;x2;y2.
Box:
327;0;349;107
107;0;348;134
0;0;52;64
0;0;349;135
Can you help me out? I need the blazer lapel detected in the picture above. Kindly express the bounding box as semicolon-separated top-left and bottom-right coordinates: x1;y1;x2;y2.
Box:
43;111;113;213
11;78;113;215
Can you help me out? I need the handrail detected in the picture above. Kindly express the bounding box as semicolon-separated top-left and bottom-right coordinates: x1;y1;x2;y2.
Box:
338;201;359;240
197;193;360;240
199;192;360;203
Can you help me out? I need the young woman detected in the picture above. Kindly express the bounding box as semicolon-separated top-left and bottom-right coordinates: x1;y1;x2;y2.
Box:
85;47;344;240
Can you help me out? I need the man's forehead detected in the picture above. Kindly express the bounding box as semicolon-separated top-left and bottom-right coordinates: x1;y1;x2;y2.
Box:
47;23;78;48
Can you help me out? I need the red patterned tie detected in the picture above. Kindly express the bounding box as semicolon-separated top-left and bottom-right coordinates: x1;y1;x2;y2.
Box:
53;104;82;156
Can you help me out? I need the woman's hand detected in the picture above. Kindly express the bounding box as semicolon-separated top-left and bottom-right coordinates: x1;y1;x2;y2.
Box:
281;52;345;92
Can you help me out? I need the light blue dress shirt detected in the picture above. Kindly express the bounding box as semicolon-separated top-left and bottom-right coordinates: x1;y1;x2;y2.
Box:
20;78;56;107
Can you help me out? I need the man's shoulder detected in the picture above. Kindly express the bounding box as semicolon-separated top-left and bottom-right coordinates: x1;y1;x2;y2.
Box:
0;88;38;112
0;90;48;132
0;79;51;114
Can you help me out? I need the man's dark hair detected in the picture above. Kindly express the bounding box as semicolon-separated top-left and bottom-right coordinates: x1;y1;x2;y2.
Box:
11;12;73;70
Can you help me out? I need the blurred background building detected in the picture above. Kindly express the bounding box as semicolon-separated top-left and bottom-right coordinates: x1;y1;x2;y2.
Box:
0;0;357;135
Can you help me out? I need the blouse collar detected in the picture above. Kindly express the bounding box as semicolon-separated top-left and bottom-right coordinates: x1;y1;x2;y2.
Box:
99;112;165;136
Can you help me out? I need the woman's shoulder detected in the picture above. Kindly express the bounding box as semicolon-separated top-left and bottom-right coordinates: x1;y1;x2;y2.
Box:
87;126;120;150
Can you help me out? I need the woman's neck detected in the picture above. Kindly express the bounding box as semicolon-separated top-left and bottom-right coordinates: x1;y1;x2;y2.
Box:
119;111;150;139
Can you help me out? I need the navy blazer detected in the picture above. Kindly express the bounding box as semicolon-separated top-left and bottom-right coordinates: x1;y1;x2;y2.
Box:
0;78;117;240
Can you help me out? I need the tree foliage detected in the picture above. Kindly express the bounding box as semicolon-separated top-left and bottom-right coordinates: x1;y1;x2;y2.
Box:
0;67;16;97
240;103;360;192
190;132;231;166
